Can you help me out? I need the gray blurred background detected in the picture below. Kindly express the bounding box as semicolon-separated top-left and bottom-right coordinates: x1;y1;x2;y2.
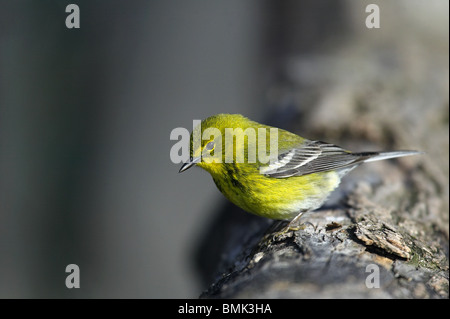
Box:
0;0;448;298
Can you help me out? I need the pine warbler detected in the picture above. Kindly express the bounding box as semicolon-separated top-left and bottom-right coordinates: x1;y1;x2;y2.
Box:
179;114;420;225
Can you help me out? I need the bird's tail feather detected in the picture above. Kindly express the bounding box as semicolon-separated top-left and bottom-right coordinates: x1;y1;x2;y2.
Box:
362;150;422;163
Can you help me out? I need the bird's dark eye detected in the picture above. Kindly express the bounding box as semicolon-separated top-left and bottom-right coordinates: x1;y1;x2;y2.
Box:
205;141;215;151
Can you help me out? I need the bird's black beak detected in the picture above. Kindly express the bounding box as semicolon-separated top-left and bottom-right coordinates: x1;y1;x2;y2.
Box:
179;156;201;173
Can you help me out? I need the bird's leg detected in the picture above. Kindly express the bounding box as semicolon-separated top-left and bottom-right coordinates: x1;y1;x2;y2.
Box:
269;211;309;242
285;211;305;231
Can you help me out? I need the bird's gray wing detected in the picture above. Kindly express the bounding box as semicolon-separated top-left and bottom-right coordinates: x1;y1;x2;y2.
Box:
259;140;376;178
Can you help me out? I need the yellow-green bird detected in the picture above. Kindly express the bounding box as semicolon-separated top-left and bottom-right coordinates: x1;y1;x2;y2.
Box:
179;114;420;226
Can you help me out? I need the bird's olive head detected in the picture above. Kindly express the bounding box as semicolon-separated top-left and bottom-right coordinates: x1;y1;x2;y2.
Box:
179;114;252;174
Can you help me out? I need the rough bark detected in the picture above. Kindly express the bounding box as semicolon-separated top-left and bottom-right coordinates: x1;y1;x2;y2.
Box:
197;162;448;298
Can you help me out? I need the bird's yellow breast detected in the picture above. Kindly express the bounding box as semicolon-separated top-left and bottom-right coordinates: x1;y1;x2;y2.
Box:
210;164;341;220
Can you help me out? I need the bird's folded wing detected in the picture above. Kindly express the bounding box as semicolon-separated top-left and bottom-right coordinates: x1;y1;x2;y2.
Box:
260;140;373;178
